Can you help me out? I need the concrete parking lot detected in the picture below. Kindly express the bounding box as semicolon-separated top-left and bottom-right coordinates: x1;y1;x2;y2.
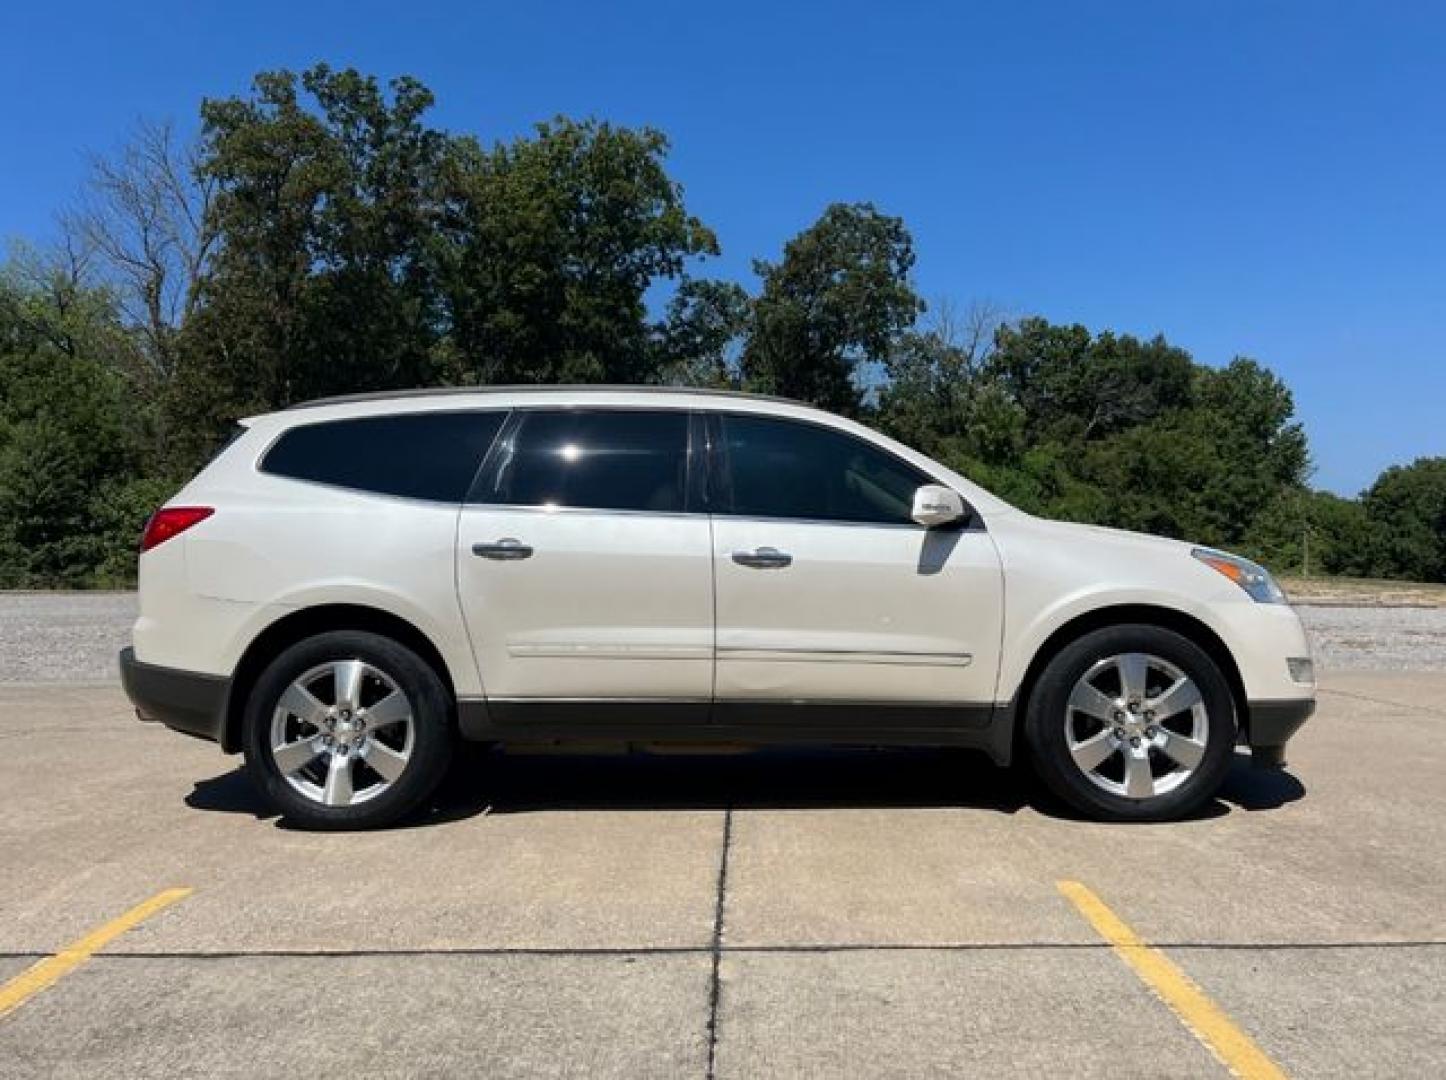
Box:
1;595;1444;1078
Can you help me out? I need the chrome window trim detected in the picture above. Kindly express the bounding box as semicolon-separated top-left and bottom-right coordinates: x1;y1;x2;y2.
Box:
711;513;936;532
461;503;708;521
456;503;978;532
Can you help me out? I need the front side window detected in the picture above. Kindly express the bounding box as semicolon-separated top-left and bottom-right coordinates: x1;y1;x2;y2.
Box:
261;411;506;502
480;409;690;513
718;414;931;525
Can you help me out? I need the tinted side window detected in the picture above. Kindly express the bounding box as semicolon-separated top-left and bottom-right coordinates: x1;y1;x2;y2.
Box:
482;409;690;513
720;414;930;525
261;411;506;502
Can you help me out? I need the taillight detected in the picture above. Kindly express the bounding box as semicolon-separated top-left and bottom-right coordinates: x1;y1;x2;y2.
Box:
140;506;214;553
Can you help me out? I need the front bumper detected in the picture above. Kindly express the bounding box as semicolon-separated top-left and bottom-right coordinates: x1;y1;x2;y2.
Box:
119;647;231;746
1246;697;1316;768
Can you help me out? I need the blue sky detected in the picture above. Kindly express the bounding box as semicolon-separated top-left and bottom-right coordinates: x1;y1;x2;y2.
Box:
2;1;1441;494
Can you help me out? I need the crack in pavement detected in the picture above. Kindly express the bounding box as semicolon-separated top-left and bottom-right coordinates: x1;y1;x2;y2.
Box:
2;940;1440;961
704;807;734;1080
1318;685;1446;719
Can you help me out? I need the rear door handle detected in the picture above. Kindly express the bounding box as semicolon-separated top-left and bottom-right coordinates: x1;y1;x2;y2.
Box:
472;538;534;561
732;546;792;569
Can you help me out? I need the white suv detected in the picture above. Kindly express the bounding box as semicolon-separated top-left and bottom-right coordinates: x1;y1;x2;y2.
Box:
120;387;1315;828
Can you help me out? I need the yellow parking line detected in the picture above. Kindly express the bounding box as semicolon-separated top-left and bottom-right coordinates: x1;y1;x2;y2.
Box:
0;887;193;1021
1058;880;1287;1080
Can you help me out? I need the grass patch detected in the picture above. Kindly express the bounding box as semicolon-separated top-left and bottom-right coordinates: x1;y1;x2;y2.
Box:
1279;576;1446;608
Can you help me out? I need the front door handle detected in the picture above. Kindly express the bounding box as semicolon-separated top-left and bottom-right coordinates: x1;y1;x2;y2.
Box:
472;538;534;561
732;546;792;569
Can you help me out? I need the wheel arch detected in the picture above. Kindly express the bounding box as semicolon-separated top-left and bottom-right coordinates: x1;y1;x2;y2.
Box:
221;604;458;753
1007;603;1249;762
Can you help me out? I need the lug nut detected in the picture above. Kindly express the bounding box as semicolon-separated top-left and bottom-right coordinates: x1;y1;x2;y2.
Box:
1145;726;1158;738
1129;736;1141;748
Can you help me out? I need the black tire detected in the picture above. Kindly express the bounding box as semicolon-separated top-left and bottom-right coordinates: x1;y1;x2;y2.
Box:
1024;624;1236;822
242;630;454;830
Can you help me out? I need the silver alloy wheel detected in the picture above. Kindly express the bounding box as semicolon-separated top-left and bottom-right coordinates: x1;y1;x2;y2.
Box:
1064;652;1209;800
268;659;415;808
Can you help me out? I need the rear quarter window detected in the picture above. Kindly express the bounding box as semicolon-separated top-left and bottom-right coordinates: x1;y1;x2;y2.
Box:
261;411;506;502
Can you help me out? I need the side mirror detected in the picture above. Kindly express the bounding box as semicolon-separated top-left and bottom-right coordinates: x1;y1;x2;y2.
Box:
911;484;966;528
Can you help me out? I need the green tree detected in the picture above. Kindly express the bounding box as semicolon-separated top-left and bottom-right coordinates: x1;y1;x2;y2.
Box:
1074;359;1307;547
742;203;922;414
440;118;718;385
1243;489;1376;577
987;318;1196;444
652;277;752;387
0;260;157;586
878;302;1005;454
173;66;453;462
1363;458;1446;581
886;313;1311;553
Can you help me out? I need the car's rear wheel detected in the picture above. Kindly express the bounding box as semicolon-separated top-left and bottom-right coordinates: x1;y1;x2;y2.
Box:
242;631;453;830
1024;624;1236;821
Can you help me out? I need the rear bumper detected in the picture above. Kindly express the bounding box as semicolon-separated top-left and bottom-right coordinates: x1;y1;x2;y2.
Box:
120;647;230;746
1246;697;1315;767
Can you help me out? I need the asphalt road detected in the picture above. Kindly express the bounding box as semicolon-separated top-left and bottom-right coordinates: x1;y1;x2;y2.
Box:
1;672;1443;1077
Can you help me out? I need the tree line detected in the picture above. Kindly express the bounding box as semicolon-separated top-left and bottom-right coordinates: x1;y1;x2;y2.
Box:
1;65;1441;586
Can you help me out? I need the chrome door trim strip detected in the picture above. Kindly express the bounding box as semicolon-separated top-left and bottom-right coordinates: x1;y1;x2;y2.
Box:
506;644;712;661
485;696;714;705
716;647;972;667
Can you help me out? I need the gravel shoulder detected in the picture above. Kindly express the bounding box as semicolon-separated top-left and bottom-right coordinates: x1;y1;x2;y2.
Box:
1297;604;1446;672
1;591;1442;684
0;593;138;682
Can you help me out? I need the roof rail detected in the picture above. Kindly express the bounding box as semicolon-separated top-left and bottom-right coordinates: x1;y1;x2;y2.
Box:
285;384;805;411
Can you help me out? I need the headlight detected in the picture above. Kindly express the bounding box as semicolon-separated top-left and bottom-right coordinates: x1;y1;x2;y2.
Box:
1191;548;1286;604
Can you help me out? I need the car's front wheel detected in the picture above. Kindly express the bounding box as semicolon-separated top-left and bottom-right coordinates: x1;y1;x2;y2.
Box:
1024;624;1236;821
242;631;454;830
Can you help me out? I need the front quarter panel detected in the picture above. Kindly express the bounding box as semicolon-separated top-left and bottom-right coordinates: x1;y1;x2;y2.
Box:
988;515;1312;704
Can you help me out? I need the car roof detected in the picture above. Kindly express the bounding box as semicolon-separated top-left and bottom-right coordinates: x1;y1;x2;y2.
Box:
245;384;832;431
284;385;804;412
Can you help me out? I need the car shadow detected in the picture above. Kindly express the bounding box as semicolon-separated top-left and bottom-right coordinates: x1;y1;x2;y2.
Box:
186;766;278;821
185;745;1305;830
1026;749;1308;823
1217;750;1308;812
